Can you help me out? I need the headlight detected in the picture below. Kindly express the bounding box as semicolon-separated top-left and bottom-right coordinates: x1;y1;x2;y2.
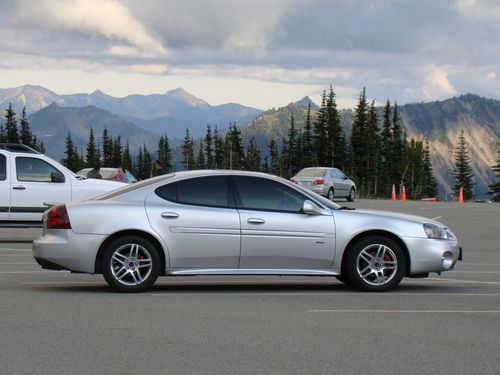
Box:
423;223;448;239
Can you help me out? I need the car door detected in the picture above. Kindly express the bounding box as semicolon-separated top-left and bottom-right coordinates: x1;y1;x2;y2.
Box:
9;156;72;221
145;175;241;269
0;153;9;220
233;176;336;270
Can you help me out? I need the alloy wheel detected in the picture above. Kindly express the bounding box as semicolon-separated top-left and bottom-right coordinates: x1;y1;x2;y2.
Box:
110;243;153;286
356;244;398;286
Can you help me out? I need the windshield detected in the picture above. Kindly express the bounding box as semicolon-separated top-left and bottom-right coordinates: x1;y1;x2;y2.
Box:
296;168;327;178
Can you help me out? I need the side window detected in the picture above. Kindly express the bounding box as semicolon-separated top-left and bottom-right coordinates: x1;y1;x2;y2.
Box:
16;157;65;183
155;176;229;208
233;176;306;213
0;154;6;181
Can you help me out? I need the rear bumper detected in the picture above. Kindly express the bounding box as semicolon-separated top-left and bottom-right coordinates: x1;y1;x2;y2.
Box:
403;236;461;275
32;230;106;273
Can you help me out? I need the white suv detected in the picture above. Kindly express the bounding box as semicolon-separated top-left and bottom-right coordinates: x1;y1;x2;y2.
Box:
0;143;124;225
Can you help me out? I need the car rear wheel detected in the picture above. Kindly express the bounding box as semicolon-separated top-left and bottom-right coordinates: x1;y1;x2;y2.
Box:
346;235;405;291
327;188;334;200
102;236;160;292
347;187;355;202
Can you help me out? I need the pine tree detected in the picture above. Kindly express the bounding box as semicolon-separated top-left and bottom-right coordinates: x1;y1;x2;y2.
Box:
135;148;144;179
487;141;500;201
85;127;99;167
380;100;392;196
391;101;405;193
204;125;214;169
225;123;244;170
452;130;475;200
195;140;205;169
245;137;261;171
122;141;132;172
142;144;153;179
405;139;425;199
102;128;113;167
19;107;35;148
302;102;313;167
286;113;299;176
422;140;438;198
213;126;225;169
112;136;122;167
366;100;381;196
4;104;19;143
181;128;195;170
313;91;328;165
268;138;279;175
326;85;343;168
61;132;81;171
0;124;5;142
350;87;368;195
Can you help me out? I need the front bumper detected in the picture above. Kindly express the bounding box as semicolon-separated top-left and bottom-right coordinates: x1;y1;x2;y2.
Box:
32;230;106;274
403;236;461;275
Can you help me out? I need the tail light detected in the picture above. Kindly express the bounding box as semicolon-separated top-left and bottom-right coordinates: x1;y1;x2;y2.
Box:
313;179;325;185
46;205;71;229
290;179;297;184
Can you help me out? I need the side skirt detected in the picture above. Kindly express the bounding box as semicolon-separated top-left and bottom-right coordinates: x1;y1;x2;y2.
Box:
166;268;340;276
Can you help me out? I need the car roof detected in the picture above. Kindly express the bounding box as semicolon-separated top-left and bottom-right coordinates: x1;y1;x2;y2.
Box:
0;143;40;154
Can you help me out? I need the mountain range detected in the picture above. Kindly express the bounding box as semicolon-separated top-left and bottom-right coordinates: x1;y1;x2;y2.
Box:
1;85;499;198
0;85;262;138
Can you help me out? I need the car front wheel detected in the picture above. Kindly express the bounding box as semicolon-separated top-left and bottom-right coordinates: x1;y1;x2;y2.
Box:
102;236;160;292
346;235;405;291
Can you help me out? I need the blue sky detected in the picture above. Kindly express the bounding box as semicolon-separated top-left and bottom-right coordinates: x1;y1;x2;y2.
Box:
0;0;499;109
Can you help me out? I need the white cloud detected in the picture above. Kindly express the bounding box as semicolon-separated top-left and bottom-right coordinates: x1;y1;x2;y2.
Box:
16;0;166;56
129;64;168;75
420;65;457;100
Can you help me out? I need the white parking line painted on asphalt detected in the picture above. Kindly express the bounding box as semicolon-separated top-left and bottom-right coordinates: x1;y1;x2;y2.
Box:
0;254;31;256
0;249;31;252
0;271;62;274
429;277;500;285
450;271;500;274
308;309;500;313
150;293;500;297
432;216;442;220
0;262;36;264
21;281;103;285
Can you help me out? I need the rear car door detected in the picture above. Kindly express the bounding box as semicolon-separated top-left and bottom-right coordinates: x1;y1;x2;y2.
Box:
0;153;9;220
233;176;335;270
9;156;71;221
145;176;241;269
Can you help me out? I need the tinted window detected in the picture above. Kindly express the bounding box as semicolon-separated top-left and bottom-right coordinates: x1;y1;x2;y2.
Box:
0;154;6;181
16;157;64;183
156;176;229;208
234;176;306;213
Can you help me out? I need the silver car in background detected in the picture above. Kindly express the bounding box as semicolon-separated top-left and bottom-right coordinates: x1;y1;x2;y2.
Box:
33;170;461;293
291;167;356;201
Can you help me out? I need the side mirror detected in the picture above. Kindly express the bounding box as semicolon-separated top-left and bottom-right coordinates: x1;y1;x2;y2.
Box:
51;171;65;183
303;200;324;215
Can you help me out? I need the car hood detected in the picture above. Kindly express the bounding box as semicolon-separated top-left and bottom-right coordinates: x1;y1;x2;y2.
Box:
80;178;125;189
352;209;445;227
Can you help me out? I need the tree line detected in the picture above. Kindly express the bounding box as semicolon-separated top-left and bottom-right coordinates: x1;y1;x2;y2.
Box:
2;90;498;200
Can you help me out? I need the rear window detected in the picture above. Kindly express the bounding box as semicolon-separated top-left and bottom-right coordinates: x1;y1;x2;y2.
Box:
296;168;327;177
156;176;229;208
0;154;6;180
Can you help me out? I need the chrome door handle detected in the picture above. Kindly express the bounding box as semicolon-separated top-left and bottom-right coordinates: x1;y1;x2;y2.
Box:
161;212;179;219
247;218;265;224
13;186;26;190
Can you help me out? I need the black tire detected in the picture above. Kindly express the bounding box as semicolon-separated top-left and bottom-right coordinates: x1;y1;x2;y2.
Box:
327;188;334;200
335;275;350;284
346;235;405;292
347;187;355;202
102;236;160;293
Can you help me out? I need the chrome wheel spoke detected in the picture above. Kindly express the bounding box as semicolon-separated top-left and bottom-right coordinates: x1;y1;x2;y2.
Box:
359;251;373;264
115;267;128;280
356;243;398;287
359;266;373;278
111;243;153;286
112;254;125;265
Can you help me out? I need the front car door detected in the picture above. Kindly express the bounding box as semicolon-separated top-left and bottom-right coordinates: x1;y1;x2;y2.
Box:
233;176;336;270
145;175;241;269
9;156;72;221
0;153;9;220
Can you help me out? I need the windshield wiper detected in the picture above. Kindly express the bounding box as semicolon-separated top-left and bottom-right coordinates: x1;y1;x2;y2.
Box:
338;206;355;210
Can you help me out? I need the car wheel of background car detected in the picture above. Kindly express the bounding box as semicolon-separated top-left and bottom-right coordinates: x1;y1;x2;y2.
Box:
346;235;405;292
347;188;355;202
102;236;160;293
327;188;334;200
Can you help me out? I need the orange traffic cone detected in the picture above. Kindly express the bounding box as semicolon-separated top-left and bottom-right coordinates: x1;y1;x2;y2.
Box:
458;187;464;203
401;186;407;201
391;184;397;201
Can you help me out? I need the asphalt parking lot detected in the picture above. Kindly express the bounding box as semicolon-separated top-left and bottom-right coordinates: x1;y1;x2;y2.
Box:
1;200;499;374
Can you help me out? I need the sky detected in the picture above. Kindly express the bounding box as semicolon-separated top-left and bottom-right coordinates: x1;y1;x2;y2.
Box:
0;0;499;109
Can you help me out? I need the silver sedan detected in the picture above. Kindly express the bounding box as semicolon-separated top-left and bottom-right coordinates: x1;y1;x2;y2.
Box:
33;170;461;292
291;167;356;201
